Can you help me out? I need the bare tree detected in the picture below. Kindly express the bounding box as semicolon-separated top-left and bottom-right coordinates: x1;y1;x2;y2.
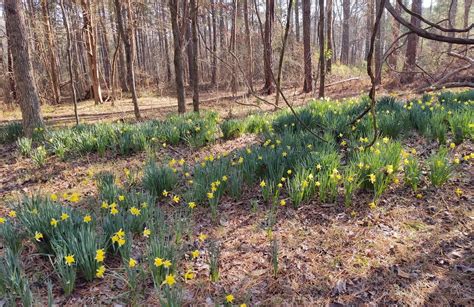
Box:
190;0;200;112
400;0;422;84
302;0;312;92
318;0;325;97
263;0;275;95
80;0;104;104
169;0;187;113
340;0;350;65
114;0;141;120
59;0;79;125
41;0;60;105
5;0;44;136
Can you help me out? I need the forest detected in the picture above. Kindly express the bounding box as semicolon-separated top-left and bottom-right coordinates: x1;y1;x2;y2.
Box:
0;0;472;305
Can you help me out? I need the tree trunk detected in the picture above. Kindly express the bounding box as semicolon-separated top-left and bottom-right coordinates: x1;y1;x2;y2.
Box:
388;0;401;68
169;0;186;113
59;0;79;125
302;0;312;92
5;0;44;136
326;0;333;73
447;0;458;52
190;0;200;112
340;0;350;65
318;0;325;98
366;0;374;58
210;0;218;86
80;0;104;105
263;0;275;95
230;0;238;94
114;0;141;120
374;0;382;85
295;0;300;42
464;0;472;39
401;0;422;84
243;0;253;91
41;0;60;105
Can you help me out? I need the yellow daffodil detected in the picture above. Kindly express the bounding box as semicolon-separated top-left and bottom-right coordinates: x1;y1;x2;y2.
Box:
184;270;195;280
154;257;163;267
0;217;5;224
191;250;200;258
260;180;266;188
143;227;151;238
110;207;119;215
50;194;58;201
280;199;286;206
226;294;234;303
118;195;125;201
129;258;137;268
198;233;207;242
96;265;106;278
83;215;92;223
163;260;172;268
8;210;16;218
50;218;58;227
162;190;169;197
95;249;105;262
34;231;43;242
130;207;141;216
455;188;463;197
386;165;394;175
69;193;80;203
449;143;456;149
65;255;75;266
369;174;376;184
188;202;196;209
172;195;180;203
207;192;214;200
61;212;69;221
163;274;176;286
368;202;376;209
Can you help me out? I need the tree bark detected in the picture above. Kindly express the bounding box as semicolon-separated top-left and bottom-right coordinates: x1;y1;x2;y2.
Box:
295;0;300;42
5;0;44;136
114;0;141;120
190;0;200;112
41;0;60;105
243;0;254;91
326;0;333;73
374;0;383;84
318;0;325;97
340;0;350;65
169;0;187;113
388;0;401;68
210;0;218;86
59;0;79;125
80;0;104;104
302;0;312;92
400;0;422;84
263;0;275;95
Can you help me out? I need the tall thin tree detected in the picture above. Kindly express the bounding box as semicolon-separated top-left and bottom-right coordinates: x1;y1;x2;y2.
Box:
302;0;312;92
5;0;44;136
59;0;79;125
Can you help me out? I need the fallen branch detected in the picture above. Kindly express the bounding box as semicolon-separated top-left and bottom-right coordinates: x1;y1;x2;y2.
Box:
326;77;361;87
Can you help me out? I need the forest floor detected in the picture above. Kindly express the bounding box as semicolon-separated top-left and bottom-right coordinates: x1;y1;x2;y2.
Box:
0;85;472;305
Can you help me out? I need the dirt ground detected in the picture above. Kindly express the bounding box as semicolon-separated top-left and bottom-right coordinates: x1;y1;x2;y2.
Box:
0;85;472;305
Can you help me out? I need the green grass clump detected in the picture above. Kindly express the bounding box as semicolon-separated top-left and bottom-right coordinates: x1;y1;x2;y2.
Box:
221;119;245;140
428;146;453;187
143;160;178;197
0;122;23;144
